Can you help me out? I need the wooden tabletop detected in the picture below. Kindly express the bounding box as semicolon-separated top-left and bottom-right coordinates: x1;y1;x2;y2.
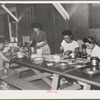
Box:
12;57;100;87
62;67;100;87
12;57;77;75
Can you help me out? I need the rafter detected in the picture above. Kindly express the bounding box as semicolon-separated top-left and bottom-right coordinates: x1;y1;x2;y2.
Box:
53;3;70;20
1;4;18;22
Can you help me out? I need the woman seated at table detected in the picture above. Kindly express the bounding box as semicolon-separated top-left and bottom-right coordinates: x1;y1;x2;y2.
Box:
0;37;19;89
27;22;51;55
60;30;79;85
83;36;100;59
60;30;79;57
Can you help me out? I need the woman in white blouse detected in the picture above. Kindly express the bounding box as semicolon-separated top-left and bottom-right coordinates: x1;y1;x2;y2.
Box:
60;30;79;56
83;36;100;59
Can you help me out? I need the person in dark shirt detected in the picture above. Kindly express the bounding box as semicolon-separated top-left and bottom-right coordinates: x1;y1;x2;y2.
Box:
75;47;81;58
27;23;51;54
81;44;87;58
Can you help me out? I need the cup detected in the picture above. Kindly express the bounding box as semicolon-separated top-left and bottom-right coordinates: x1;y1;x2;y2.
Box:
17;52;23;58
31;47;35;53
36;49;42;55
71;52;75;59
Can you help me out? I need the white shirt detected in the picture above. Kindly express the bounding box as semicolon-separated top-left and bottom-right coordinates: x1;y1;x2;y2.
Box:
87;45;100;59
61;40;79;52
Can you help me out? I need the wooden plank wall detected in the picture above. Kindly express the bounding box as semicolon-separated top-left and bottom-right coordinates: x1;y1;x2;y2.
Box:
16;4;91;53
0;4;91;53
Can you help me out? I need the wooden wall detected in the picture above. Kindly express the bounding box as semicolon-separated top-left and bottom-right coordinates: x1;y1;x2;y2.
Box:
17;5;28;41
68;4;89;40
88;4;100;46
0;15;4;35
17;4;91;53
17;4;69;53
0;14;9;40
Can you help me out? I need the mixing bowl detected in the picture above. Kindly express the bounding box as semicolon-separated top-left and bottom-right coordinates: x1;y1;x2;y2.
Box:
33;57;44;64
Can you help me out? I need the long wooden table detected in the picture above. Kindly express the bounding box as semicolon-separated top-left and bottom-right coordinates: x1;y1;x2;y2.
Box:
62;67;100;89
10;57;78;90
9;57;100;90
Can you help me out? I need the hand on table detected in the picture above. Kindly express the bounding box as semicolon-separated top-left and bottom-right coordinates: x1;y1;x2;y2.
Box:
64;50;72;56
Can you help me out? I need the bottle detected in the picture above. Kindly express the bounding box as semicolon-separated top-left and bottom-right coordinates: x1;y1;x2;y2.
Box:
71;51;75;59
31;47;35;53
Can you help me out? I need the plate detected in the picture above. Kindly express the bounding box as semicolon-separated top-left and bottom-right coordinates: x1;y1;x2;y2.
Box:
83;68;99;75
59;63;67;66
74;65;84;68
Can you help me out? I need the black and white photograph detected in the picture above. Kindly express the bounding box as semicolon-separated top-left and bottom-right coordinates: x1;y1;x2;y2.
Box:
0;1;100;99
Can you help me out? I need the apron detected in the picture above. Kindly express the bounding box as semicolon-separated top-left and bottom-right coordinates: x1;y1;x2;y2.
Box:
36;41;51;54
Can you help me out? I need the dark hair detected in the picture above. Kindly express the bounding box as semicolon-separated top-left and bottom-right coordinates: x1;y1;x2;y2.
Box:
0;37;5;43
62;30;73;39
81;44;87;49
83;36;96;44
31;23;42;29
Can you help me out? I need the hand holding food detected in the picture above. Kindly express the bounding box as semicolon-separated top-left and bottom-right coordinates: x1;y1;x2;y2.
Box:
64;50;72;56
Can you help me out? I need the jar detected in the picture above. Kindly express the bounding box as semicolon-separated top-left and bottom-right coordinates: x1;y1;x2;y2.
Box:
71;51;76;59
31;47;35;53
60;46;64;53
90;57;99;69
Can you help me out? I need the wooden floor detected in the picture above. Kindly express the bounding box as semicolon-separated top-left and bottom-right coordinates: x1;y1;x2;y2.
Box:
0;69;51;90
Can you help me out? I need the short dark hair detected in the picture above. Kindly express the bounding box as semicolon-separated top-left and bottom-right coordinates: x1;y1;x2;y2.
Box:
0;37;5;43
62;30;73;38
31;23;42;29
83;36;96;44
81;44;87;49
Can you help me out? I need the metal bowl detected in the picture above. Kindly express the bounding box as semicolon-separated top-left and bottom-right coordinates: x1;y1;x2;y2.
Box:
33;57;44;64
58;63;67;66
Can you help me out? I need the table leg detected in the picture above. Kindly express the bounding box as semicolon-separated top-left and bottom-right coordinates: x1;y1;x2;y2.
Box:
78;81;91;90
51;74;59;90
83;83;91;90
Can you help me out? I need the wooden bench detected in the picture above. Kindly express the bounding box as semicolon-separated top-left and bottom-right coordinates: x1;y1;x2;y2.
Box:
1;76;46;90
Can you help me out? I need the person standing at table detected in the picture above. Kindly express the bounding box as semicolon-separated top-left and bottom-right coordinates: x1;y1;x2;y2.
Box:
27;23;51;55
83;36;100;59
60;30;79;56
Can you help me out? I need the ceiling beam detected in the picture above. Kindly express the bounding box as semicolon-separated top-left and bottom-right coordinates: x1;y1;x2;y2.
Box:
53;3;70;20
1;4;18;22
0;6;16;15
